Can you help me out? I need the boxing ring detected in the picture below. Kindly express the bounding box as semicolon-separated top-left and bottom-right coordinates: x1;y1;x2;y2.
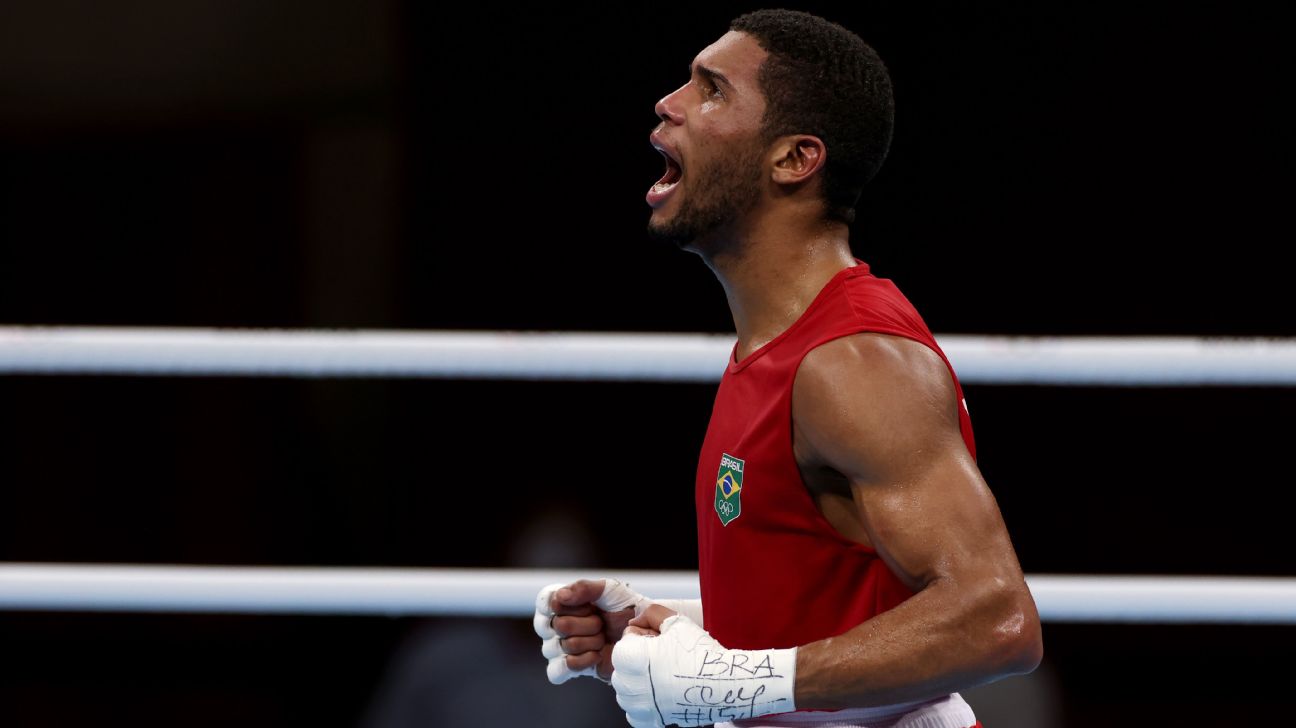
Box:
3;326;1296;625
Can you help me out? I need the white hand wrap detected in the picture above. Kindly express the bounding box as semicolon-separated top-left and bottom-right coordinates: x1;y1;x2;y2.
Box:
649;598;704;626
611;614;797;728
533;579;654;684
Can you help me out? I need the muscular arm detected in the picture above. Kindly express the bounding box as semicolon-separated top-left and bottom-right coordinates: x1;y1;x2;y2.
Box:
790;332;1042;709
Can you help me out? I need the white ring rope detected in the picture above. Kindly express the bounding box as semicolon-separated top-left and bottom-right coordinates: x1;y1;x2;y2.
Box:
0;564;1293;623
1;326;1294;385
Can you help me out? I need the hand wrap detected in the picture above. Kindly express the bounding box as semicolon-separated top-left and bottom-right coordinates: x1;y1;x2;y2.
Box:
611;614;797;728
533;578;654;684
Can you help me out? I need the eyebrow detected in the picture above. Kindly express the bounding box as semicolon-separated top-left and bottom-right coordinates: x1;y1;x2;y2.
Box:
691;63;734;92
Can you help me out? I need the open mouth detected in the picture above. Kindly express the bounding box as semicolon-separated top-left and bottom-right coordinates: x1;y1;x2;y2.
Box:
647;147;683;206
654;151;683;190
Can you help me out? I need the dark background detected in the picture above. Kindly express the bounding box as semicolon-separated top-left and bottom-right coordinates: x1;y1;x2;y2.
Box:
2;1;1292;726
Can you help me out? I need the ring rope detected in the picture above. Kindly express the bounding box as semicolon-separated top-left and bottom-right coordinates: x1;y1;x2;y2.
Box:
2;327;1294;385
1;564;1293;623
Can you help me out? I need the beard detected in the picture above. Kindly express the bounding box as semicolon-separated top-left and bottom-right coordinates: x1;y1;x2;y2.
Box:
646;140;765;251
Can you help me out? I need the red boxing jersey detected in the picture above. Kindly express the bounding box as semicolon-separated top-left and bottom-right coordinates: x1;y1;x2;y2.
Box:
696;257;977;650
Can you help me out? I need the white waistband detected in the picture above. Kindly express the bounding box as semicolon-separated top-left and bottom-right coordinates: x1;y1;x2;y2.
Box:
718;692;976;728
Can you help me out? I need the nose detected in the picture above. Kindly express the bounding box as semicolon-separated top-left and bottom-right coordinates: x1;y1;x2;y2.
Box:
654;83;687;125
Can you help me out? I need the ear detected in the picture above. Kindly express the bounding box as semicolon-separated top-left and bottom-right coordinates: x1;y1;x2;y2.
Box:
769;135;827;186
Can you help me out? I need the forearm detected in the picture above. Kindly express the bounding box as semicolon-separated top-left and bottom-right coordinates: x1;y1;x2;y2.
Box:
794;577;1041;709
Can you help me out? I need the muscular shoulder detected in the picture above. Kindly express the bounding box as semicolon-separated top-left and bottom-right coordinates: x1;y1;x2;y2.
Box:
792;332;961;482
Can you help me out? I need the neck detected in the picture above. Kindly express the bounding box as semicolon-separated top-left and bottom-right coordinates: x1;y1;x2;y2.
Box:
696;208;856;361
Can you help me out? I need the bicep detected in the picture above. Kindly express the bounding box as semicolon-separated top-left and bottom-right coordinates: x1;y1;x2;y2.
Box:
793;333;1023;593
852;433;1016;594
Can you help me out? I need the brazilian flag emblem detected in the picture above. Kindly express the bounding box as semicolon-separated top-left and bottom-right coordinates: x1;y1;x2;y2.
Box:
714;452;745;526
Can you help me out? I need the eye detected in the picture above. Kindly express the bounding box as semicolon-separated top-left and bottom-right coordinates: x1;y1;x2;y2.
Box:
700;79;723;100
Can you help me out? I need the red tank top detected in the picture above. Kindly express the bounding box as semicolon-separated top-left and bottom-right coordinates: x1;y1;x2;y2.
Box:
696;257;977;650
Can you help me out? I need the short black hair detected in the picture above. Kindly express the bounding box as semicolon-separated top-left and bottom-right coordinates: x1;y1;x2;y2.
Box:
729;9;894;224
